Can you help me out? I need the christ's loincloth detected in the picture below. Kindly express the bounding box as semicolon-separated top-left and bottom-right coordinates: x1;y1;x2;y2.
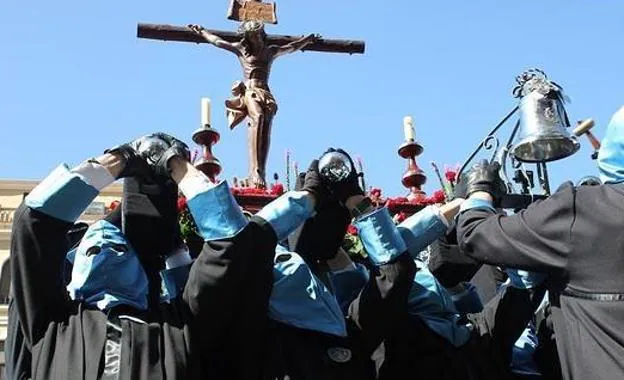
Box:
225;81;278;129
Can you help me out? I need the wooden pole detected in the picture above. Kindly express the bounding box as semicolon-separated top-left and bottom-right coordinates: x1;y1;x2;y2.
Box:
137;23;365;54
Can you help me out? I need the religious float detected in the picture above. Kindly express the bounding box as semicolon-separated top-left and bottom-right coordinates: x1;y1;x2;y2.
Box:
136;1;601;260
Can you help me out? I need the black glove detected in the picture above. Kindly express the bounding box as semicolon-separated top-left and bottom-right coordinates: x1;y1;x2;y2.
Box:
300;160;332;209
453;173;468;200
105;133;190;179
151;133;191;177
295;172;306;192
293;168;350;263
464;160;507;203
320;148;364;203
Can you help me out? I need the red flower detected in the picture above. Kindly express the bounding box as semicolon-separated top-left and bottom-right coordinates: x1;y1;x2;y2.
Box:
177;196;188;213
231;187;270;196
410;193;427;204
347;224;358;235
394;212;408;223
270;183;285;196
445;170;457;183
431;189;446;204
108;200;121;211
370;188;382;198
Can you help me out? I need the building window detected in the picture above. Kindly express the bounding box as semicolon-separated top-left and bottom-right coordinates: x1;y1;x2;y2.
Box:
0;258;10;304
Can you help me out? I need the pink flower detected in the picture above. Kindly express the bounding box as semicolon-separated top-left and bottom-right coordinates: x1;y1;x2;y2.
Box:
231;187;269;196
177;197;188;213
394;212;408;223
444;164;461;183
445;170;457;183
370;188;382;198
431;189;446;204
410;193;427;204
347;224;358;235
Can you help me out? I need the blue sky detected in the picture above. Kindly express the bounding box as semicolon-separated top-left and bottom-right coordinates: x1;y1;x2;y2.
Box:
1;1;623;197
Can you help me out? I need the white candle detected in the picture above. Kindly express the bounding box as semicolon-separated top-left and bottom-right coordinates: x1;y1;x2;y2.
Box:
403;116;415;141
201;98;211;126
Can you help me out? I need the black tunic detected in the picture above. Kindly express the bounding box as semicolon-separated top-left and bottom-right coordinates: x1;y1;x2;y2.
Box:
184;215;278;380
372;279;543;380
4;299;31;380
9;204;202;379
264;252;417;380
265;321;374;380
457;182;624;380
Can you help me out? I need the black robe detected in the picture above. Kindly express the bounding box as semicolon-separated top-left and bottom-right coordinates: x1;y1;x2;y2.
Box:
457;182;624;380
9;204;203;379
263;252;416;380
265;195;417;380
372;278;543;380
184;215;278;380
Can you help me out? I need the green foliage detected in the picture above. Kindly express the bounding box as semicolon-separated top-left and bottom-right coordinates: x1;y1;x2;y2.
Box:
178;207;200;242
342;233;367;259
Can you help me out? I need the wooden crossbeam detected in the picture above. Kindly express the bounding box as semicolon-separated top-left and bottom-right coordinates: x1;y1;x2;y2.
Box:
137;23;365;54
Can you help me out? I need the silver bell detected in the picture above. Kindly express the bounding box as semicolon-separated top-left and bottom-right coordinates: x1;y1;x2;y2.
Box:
512;71;579;163
318;151;353;183
576;176;602;187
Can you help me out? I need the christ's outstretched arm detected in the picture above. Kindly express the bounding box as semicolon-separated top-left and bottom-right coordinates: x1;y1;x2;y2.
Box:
271;33;320;58
188;24;241;55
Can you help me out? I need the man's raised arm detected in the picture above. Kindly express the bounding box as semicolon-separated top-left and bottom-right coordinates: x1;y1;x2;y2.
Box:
11;151;123;345
455;160;570;272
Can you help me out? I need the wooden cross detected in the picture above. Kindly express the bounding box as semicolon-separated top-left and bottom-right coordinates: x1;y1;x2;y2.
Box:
137;25;365;55
136;1;365;188
137;0;364;54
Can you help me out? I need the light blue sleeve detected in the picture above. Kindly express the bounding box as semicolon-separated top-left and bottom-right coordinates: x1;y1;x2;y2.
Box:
354;207;407;265
270;246;347;337
186;181;248;241
25;164;99;223
450;282;484;314
160;264;192;303
256;191;315;241
397;205;448;257
459;198;496;213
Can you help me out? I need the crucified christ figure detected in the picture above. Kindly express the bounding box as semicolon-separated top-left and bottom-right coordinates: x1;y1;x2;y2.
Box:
188;21;320;188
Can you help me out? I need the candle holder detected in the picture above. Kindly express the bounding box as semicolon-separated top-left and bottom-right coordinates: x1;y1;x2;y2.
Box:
192;124;222;182
398;139;427;199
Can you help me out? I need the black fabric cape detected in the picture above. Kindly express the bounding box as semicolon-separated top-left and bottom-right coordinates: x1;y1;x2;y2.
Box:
372;276;543;380
8;204;203;379
269;190;415;380
263;250;417;380
457;182;624;380
184;215;278;380
8;203;278;379
264;321;374;380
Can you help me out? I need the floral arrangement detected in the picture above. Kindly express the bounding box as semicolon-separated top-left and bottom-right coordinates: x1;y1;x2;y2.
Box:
177;196;200;242
231;173;286;197
342;227;367;259
341;164;460;260
231;183;285;196
174;164;460;259
384;189;447;208
341;188;446;260
176;178;285;242
443;164;459;195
